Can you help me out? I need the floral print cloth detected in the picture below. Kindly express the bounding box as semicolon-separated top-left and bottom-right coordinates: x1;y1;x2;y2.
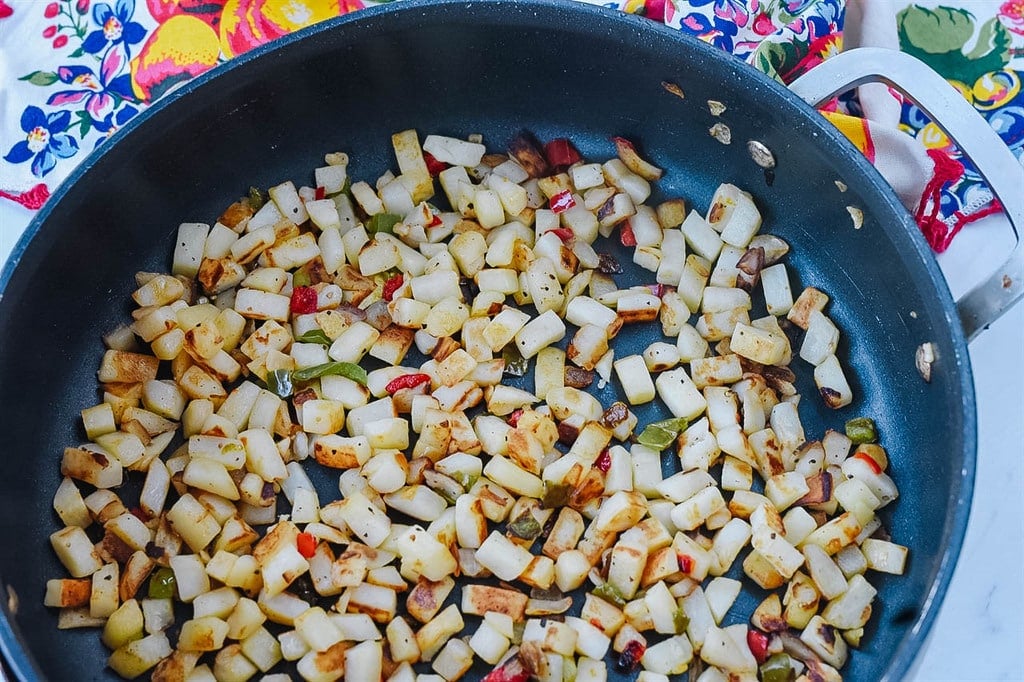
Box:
895;2;1024;250
1;0;1022;257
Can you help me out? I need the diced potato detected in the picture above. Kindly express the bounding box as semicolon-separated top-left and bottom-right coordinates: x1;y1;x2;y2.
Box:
515;310;566;359
178;616;230;652
395;526;457;581
431;638;474;681
815;354;854;409
800;310;840;366
800;615;848;669
787;286;829;328
681;211;723;262
671;487;726;531
655;368;706;420
51;526;103;578
860;538;908;575
173;223;210;278
730;323;786;366
424;135;486;168
328;321;380;364
415;604;464;661
613;355;655;405
469;621;510;665
107;632;173;678
699;626;756;674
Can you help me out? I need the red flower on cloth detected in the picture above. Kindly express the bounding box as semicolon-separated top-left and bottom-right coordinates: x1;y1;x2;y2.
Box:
0;0;13;18
779;33;842;82
999;0;1024;35
147;0;227;30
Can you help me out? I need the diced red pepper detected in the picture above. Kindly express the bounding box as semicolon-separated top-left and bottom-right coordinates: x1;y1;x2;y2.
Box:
854;451;883;475
314;186;326;200
746;628;771;665
677;553;694;574
427;213;444;228
382;273;404;302
620;221;637;246
546;227;574;243
544;138;582;168
549;189;576;214
384;373;431;394
616;640;646;673
508;408;524;427
290;286;318;314
296;532;317;558
594;448;612;473
423;152;448;177
644;0;667;22
482;658;529;682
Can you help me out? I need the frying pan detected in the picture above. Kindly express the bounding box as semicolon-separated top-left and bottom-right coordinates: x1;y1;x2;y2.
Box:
0;1;1021;680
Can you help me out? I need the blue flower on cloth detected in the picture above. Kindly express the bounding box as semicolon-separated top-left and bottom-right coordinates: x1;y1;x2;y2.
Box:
47;50;135;123
82;0;146;56
93;105;139;139
689;0;750;27
679;11;740;51
3;107;79;177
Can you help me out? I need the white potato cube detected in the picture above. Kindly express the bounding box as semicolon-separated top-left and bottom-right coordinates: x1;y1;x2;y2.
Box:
614;355;656;405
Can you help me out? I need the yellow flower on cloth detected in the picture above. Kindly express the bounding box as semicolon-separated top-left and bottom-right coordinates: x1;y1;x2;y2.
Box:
146;0;228;30
129;14;220;101
220;0;362;58
821;110;875;161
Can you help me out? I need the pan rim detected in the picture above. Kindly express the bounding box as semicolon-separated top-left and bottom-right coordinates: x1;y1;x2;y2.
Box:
0;1;976;680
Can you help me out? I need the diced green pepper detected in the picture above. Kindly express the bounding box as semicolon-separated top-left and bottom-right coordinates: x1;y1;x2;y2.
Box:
541;483;570;509
637;416;689;451
760;653;796;682
248;186;266;211
845;417;877;444
502;345;529;377
266;369;293;399
296;329;332;346
291;266;313;289
292;362;368;385
148;567;176;600
592;582;626;607
508;513;542;540
672;607;690;633
451;471;478;492
366;213;402;234
651;416;688;432
327;177;352;199
637;425;676;451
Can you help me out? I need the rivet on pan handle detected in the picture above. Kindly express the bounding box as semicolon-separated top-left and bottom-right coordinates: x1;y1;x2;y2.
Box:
789;47;1024;342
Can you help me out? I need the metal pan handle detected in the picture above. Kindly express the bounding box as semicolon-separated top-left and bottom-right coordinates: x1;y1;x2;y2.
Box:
789;47;1024;342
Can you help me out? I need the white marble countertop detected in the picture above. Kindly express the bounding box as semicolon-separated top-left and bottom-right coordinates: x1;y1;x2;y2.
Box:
1;189;1021;681
911;213;1024;682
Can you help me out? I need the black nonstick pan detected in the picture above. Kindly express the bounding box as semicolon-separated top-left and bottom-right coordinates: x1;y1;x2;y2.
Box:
0;1;1020;680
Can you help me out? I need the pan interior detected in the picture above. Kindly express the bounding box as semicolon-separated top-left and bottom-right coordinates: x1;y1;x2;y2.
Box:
0;2;972;680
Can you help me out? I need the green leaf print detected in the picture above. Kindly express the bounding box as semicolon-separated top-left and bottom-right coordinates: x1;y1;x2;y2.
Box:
966;17;1011;62
19;71;59;86
752;41;800;83
897;5;1012;85
898;6;974;53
